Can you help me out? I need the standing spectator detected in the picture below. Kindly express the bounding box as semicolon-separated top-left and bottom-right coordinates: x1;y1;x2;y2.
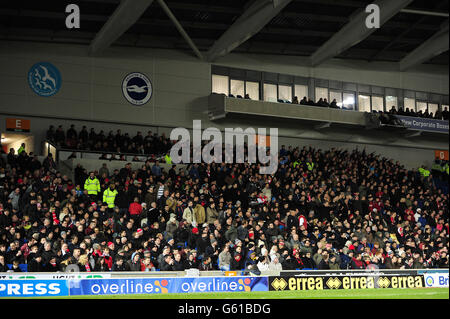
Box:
84;172;101;201
129;197;143;223
103;183;118;211
218;244;232;271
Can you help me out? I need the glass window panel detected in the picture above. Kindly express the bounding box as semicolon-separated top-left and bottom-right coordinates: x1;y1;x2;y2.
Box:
295;84;308;100
343;93;355;110
385;96;398;112
417;101;427;113
212;75;229;95
264;83;277;102
358;95;371;112
278;85;292;102
315;87;328;103
372;96;384;112
404;98;415;113
428;103;438;115
329;91;343;108
230;79;244;97
245;81;259;100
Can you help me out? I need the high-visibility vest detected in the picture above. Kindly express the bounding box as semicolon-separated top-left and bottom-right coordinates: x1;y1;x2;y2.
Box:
306;162;314;171
84;177;100;195
103;188;118;208
419;168;430;177
18;146;25;154
293;161;301;168
432;163;441;171
445;163;449;175
165;154;172;164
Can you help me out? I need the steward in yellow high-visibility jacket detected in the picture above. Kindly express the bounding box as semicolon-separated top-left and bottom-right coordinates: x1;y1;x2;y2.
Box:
103;184;118;209
165;154;172;164
418;167;430;177
432;160;442;176
84;173;101;195
306;162;315;171
18;143;26;155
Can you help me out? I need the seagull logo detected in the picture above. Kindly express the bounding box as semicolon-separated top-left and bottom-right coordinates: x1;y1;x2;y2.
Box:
28;62;61;97
126;85;148;93
39;65;57;88
122;72;153;105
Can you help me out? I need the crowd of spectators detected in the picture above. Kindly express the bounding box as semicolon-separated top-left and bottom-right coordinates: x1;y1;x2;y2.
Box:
227;93;350;109
0;143;448;274
385;105;449;121
226;92;450;121
45;125;173;156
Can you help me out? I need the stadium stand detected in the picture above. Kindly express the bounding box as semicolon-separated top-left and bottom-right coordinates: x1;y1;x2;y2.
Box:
0;139;448;273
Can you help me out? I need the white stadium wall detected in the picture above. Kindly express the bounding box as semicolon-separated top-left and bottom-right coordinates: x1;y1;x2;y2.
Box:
0;41;448;169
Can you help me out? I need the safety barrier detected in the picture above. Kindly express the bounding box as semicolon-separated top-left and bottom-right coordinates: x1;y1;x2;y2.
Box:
0;269;447;297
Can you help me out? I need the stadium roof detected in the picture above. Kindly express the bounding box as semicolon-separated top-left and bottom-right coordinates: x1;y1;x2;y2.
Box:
0;0;448;69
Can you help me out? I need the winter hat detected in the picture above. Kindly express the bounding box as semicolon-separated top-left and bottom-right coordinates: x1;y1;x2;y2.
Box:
192;227;199;234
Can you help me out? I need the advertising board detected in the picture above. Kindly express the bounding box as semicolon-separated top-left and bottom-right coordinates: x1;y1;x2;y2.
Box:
423;273;449;288
269;274;424;291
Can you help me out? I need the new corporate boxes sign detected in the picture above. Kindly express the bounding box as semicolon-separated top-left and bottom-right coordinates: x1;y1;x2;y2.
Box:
0;276;268;297
394;115;449;133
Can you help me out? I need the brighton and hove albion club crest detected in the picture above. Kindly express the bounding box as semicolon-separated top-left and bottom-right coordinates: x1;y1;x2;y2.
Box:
28;62;62;97
122;72;153;106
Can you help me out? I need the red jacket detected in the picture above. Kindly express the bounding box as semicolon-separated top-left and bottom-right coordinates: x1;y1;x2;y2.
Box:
298;215;307;230
352;258;366;269
129;202;143;215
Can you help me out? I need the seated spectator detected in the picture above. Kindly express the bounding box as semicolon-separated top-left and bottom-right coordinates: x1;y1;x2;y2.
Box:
316;98;325;107
307;98;316;106
330;99;339;109
389;106;397;114
442;106;449;120
300;96;308;105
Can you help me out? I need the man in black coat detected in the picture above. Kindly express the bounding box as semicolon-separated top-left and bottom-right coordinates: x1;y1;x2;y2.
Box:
172;253;185;271
112;257;129;271
28;253;44;272
0;255;9;272
160;254;175;271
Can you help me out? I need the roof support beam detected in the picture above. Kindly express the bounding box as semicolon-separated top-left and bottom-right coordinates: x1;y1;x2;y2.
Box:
369;0;448;62
206;0;293;62
156;0;204;60
88;0;155;56
400;9;449;18
310;0;413;67
399;23;449;71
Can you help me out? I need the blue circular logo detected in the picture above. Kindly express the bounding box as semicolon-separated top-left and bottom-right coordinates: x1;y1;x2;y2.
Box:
122;72;152;105
426;276;434;286
28;62;62;97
